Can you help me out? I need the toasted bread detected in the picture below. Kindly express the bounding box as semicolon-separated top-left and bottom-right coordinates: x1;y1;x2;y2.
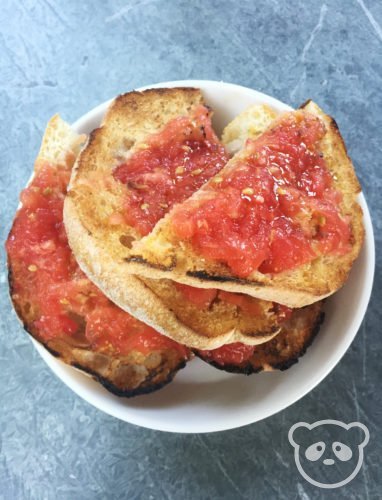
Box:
6;115;188;397
126;101;364;308
64;89;283;348
222;104;278;155
197;301;324;374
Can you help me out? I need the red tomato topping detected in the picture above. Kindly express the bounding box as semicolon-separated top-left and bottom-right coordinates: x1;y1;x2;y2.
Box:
275;304;294;322
199;342;256;366
171;111;352;277
219;291;263;315
86;307;189;356
113;105;229;235
6;163;189;359
174;284;293;323
174;283;218;308
174;283;264;314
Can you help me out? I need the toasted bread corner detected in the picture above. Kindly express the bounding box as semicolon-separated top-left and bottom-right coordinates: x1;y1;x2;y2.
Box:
222;103;278;155
37;114;86;168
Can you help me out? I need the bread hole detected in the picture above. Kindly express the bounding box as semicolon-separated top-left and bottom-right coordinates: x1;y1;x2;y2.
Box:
144;351;162;369
119;234;135;249
67;312;86;332
115;363;148;387
72;350;110;374
123;138;135;150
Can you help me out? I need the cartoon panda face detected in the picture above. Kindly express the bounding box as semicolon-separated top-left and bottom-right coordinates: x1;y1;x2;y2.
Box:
288;420;369;489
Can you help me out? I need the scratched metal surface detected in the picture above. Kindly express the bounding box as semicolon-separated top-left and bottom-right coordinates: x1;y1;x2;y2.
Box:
0;0;381;499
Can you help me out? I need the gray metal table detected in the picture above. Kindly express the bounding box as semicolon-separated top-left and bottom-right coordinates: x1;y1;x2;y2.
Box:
0;1;380;498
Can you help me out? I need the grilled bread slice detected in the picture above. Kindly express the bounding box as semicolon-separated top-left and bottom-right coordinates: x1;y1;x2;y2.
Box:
6;115;189;397
64;89;283;349
126;101;364;308
197;301;324;374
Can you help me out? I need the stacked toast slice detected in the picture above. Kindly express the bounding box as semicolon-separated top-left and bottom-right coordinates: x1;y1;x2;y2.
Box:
125;101;364;308
64;89;287;349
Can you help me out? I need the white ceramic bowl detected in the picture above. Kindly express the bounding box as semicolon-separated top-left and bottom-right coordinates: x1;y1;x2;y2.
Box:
33;80;375;433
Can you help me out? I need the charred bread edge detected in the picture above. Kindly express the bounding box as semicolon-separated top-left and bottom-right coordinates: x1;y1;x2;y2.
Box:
195;311;325;375
7;263;188;397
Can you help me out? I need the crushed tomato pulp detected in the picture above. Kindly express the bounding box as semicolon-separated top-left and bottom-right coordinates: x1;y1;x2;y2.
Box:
198;343;257;366
6;162;189;358
171;111;352;277
113;105;229;236
174;283;292;322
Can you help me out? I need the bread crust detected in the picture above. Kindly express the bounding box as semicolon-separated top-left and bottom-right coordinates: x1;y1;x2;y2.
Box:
64;89;282;348
127;101;364;307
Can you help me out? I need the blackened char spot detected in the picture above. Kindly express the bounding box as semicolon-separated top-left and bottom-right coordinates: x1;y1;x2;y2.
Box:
298;99;313;109
186;269;262;286
274;311;325;371
330;117;340;132
126;255;176;271
194;355;262;376
71;358;187;398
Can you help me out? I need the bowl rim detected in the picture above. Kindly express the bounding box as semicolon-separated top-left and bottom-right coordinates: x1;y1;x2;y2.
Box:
33;79;375;433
